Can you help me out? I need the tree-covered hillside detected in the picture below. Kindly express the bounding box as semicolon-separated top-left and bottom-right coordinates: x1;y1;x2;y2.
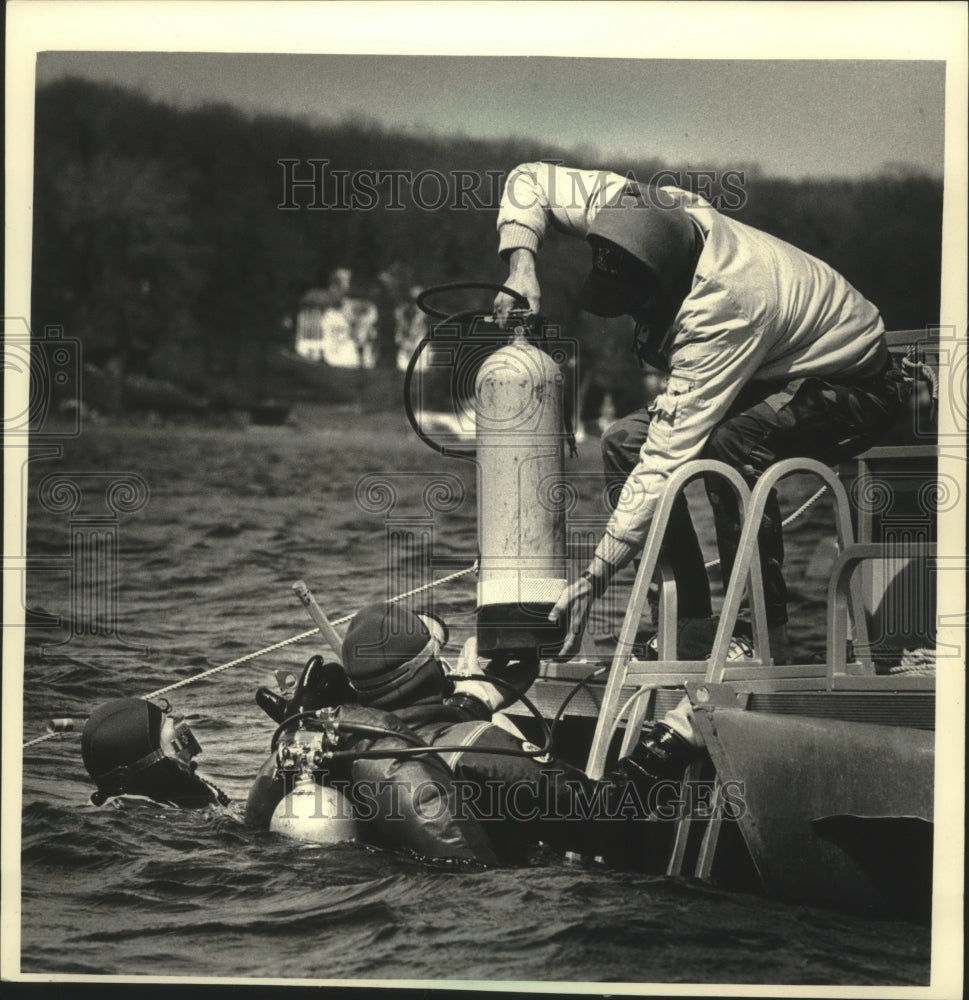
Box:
30;77;943;413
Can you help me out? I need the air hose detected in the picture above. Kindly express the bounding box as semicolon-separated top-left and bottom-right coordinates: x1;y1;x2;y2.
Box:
403;281;578;459
402;282;530;459
270;672;553;762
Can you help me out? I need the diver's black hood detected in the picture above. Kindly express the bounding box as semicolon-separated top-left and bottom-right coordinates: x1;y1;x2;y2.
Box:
81;697;217;808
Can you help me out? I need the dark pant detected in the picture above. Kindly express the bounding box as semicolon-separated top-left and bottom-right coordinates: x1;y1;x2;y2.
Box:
601;363;911;625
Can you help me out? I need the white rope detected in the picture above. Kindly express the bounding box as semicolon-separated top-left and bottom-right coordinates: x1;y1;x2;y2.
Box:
145;560;480;700
22;560;479;750
21;481;837;750
703;485;828;570
23;732;61;750
144;629;326;699
890;648;936;675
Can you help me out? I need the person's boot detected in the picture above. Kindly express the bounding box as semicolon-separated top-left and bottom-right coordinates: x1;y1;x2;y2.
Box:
645;617;756;662
618;721;697;788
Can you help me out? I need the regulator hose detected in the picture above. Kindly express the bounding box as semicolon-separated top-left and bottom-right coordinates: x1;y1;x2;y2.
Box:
270;712;428;752
403;282;532;459
270;672;552;762
414;282;530;321
547;666;608;752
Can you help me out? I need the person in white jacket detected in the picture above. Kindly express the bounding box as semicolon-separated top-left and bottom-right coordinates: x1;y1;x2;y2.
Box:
494;162;911;663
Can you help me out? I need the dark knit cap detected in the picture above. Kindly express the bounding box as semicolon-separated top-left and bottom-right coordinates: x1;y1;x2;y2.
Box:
579;186;697;318
342;603;445;709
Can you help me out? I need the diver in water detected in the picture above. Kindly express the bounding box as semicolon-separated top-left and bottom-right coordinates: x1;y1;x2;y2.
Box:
246;602;698;865
81;697;228;809
78;605;696;864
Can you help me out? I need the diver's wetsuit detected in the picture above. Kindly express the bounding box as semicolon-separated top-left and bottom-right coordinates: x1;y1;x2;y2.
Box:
244;653;669;866
245;702;497;861
340;703;656;864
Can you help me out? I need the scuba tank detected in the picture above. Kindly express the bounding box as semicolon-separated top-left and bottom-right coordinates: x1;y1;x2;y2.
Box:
246;710;357;845
267;735;356;845
404;284;573;713
474;329;569;661
270;777;353;844
247;662;358;844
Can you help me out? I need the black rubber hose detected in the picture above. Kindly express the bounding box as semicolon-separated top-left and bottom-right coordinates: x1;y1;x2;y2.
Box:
271;710;425;752
325;675;552;763
414;282;529;321
545;666;609;773
403;282;531;458
271;673;552;763
269;668;614;774
402;310;481;460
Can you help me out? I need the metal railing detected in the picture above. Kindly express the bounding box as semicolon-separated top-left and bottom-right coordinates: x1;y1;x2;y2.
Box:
584;455;880;778
585;458;768;779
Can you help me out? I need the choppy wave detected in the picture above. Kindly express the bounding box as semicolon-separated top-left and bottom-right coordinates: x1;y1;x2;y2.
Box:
18;418;930;984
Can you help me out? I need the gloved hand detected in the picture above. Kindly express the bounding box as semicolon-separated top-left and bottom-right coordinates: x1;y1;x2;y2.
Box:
287;656;355;715
255;656;355;725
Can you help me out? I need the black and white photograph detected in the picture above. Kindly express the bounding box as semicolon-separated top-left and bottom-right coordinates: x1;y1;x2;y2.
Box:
3;1;966;994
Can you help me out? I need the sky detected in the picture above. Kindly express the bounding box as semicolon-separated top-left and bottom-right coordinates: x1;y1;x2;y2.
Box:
34;51;945;180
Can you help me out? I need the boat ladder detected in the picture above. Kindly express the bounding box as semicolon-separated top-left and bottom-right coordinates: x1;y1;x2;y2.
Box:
584;455;887;878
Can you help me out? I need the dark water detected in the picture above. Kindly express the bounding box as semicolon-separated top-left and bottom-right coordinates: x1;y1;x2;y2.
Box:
18;410;931;985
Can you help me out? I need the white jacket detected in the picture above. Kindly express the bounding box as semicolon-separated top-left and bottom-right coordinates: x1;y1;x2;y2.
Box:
497;162;888;559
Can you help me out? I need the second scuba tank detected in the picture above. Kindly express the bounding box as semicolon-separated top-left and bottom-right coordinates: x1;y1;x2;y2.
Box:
269;774;356;846
474;332;569;659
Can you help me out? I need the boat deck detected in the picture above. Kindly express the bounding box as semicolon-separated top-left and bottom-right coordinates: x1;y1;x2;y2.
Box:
518;658;936;733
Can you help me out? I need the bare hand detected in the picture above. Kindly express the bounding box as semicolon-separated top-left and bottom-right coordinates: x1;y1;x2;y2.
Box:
494;249;541;328
548;578;596;658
